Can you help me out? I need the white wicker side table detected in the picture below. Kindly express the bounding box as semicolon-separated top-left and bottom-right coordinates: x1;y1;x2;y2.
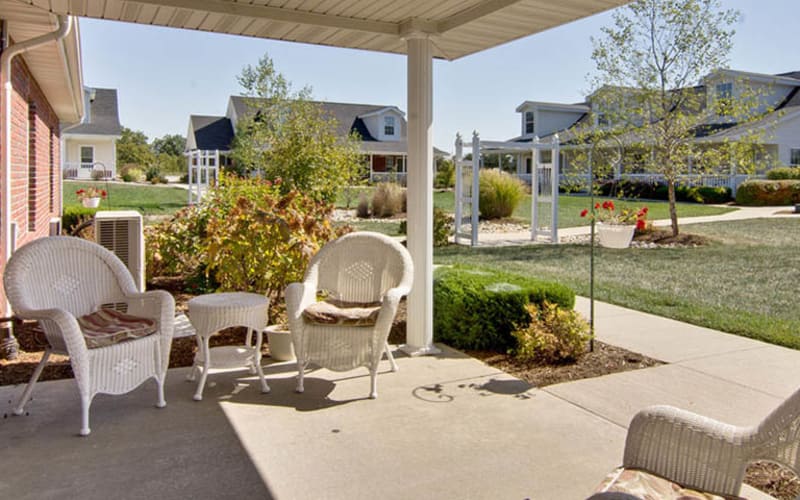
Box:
187;292;270;401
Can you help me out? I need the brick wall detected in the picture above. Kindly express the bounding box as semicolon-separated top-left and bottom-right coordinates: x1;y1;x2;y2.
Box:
0;56;63;315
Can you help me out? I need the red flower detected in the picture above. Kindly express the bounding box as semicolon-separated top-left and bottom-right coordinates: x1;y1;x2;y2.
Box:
642;207;648;214
76;189;85;195
636;219;646;231
100;190;107;198
580;209;589;218
594;203;600;209
607;201;615;211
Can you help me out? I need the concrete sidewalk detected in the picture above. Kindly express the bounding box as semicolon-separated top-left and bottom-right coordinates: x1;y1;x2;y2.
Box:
1;299;796;499
476;205;799;246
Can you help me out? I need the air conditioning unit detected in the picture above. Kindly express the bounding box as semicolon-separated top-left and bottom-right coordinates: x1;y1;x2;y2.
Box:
94;211;145;292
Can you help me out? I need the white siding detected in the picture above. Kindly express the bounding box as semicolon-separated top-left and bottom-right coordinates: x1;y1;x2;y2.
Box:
771;112;800;166
64;137;117;178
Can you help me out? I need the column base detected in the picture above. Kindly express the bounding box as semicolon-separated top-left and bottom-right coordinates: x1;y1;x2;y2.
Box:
399;343;441;357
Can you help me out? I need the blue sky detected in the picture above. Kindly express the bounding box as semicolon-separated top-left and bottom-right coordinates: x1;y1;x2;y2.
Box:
79;0;796;153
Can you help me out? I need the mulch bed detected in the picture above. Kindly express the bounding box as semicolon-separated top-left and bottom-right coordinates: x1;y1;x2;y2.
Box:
1;278;797;498
634;228;711;246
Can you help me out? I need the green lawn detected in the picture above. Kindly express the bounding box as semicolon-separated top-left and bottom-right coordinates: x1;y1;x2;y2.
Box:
434;218;800;349
341;187;735;228
64;180;188;215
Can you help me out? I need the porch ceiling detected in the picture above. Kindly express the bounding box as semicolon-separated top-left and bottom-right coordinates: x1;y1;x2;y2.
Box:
2;0;83;122
20;0;628;60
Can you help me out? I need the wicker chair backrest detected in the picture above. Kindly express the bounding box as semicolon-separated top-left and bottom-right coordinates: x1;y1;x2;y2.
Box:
4;236;137;318
310;232;412;304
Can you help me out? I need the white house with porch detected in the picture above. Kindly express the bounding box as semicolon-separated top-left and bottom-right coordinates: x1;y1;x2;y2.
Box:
185;96;445;190
61;87;121;179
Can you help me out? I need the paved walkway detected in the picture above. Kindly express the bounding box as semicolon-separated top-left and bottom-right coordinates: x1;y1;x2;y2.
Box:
1;299;796;499
476;205;799;246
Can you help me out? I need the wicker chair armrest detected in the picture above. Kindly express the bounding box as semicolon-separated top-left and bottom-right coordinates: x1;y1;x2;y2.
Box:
123;290;175;339
286;282;316;327
623;405;750;496
17;307;91;380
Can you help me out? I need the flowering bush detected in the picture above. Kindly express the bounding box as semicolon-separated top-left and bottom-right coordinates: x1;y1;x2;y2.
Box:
75;187;107;200
580;201;648;230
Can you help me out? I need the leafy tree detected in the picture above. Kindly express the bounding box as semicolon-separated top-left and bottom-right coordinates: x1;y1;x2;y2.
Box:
230;54;362;203
590;0;767;235
152;134;186;157
117;127;155;167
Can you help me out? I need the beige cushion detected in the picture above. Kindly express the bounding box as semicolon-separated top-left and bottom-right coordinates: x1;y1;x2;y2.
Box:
302;299;381;326
592;468;741;500
78;308;158;349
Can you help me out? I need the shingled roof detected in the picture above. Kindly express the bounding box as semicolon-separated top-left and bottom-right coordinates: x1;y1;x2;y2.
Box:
189;115;235;151
228;96;392;140
64;88;122;136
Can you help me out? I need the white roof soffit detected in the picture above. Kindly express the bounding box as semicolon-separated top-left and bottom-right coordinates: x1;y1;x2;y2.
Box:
21;0;629;61
2;1;83;122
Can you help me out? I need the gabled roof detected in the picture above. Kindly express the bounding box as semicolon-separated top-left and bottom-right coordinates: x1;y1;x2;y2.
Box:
228;96;397;140
64;88;122;136
188;115;235;151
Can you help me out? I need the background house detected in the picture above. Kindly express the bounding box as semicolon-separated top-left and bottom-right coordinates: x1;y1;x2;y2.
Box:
186;96;443;185
0;4;84;316
61;87;122;179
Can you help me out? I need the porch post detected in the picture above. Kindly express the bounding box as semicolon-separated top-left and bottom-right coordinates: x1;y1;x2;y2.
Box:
401;33;439;356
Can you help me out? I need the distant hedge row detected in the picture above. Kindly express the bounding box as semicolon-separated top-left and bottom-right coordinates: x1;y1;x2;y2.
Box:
735;180;800;206
596;179;732;204
433;265;575;351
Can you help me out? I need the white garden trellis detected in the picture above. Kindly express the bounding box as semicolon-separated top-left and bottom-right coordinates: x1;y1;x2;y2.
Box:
453;132;560;246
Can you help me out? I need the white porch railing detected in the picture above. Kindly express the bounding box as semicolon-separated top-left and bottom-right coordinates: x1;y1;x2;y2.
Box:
620;173;754;194
370;172;407;185
63;162;113;180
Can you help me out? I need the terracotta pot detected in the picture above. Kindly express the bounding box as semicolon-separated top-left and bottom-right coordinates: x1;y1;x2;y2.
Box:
82;197;101;208
597;223;635;249
265;324;295;361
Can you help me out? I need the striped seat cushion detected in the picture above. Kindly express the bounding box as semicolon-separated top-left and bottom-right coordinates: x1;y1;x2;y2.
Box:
78;309;158;349
592;468;740;500
302;299;381;327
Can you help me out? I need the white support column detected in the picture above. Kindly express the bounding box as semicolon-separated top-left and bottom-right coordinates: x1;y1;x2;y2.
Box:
551;134;560;243
531;136;539;241
187;152;193;205
401;34;439;356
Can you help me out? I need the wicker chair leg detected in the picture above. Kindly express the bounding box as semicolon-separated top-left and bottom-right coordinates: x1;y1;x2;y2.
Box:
156;376;166;408
13;347;52;416
384;341;398;372
296;359;305;393
80;394;92;436
369;367;378;399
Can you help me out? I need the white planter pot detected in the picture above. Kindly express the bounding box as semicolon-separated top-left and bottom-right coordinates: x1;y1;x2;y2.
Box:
265;325;295;361
82;197;101;208
597;223;635;249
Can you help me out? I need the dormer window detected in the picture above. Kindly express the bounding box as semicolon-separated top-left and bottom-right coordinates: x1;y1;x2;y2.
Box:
596;112;610;127
716;82;733;115
384;116;395;136
525;111;534;134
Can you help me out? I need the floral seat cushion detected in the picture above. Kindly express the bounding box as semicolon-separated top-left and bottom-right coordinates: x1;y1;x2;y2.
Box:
302;299;381;327
77;308;158;349
591;468;742;500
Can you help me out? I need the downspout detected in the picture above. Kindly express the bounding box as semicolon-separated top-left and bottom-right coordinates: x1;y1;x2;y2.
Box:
1;15;72;266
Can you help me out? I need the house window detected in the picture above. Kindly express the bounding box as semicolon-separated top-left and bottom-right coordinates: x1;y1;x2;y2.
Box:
716;82;733;114
80;146;94;169
790;149;800;166
384;116;395;136
597;112;610;127
525;111;534;134
386;157;395;170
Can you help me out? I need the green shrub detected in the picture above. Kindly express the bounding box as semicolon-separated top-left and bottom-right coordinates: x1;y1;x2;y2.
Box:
62;206;97;235
144;204;209;285
398;207;451;247
598;180;732;204
120;164;144;183
513;302;590;363
145;165;161;182
767;167;800;180
371;182;405;217
735;180;800;206
435;159;455;189
433;266;574;351
479;169;524;219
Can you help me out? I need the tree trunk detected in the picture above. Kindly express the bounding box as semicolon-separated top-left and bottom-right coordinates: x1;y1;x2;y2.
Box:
667;180;679;236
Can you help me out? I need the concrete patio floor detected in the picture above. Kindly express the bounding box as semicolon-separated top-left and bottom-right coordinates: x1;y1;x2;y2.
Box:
2;298;797;499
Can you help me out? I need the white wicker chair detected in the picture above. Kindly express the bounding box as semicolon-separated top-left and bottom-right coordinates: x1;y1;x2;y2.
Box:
3;236;175;436
594;387;800;498
286;232;413;399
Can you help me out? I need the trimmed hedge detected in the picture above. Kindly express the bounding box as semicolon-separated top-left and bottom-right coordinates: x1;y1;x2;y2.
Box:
735;180;800;206
433;265;575;351
62;206;98;234
766;167;800;180
598;179;732;204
